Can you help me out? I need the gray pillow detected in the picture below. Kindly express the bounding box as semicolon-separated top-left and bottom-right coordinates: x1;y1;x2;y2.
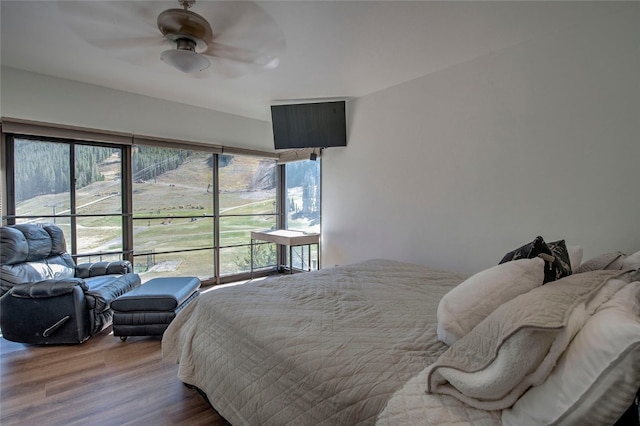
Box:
575;252;625;273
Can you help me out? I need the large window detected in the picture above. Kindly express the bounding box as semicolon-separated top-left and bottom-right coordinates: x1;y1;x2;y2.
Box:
2;129;320;284
219;154;277;275
131;146;215;282
10;137;125;262
285;159;320;233
75;144;124;258
285;159;321;271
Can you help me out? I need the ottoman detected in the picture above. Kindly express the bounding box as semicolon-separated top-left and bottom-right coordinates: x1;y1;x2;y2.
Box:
111;276;200;340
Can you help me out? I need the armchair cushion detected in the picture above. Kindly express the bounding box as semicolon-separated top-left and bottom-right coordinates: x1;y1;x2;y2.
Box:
84;274;141;312
1;225;76;295
11;278;89;298
0;224;67;264
1;254;76;295
84;273;142;334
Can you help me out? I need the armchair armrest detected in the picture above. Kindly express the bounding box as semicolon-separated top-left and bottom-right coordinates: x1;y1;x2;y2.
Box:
10;278;89;298
76;260;133;278
1;278;91;343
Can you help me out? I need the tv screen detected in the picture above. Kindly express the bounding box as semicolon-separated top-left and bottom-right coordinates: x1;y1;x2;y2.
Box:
271;101;347;149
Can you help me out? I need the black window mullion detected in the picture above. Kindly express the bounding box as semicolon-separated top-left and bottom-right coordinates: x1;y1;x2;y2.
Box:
121;144;134;264
69;141;77;255
213;153;220;283
3;136;17;225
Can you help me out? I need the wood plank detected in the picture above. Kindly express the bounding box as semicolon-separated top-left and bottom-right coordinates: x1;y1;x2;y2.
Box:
0;328;228;425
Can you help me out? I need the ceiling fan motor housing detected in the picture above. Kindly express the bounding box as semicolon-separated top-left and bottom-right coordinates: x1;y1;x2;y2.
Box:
175;38;197;52
157;6;213;73
157;8;213;53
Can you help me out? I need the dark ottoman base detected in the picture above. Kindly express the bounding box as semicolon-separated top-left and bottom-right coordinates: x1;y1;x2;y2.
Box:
111;276;200;340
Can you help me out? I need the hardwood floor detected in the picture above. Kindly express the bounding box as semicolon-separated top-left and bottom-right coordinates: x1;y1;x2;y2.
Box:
0;328;229;426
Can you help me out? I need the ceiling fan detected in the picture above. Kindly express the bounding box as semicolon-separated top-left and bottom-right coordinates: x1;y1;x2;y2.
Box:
57;0;286;77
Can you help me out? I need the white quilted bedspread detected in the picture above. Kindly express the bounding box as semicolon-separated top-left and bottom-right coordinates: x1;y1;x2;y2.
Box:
162;259;501;425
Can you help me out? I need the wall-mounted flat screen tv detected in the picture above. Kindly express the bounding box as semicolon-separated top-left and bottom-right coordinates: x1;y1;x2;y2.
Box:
271;101;347;149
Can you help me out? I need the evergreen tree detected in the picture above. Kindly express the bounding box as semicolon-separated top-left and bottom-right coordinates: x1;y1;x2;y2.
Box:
14;140;113;202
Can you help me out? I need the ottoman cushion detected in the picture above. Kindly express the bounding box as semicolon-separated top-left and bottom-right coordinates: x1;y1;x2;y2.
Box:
112;276;200;339
111;277;200;312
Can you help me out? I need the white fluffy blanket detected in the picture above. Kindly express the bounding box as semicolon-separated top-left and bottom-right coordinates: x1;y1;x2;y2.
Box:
425;270;630;410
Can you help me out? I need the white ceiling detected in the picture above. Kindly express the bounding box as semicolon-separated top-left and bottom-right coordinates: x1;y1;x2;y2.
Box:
0;1;615;122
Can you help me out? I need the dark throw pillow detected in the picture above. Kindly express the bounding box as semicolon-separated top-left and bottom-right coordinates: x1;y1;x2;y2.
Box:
499;236;552;264
500;236;570;284
547;239;572;282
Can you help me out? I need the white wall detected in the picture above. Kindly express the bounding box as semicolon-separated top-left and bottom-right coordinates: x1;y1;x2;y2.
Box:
0;66;273;151
322;7;640;273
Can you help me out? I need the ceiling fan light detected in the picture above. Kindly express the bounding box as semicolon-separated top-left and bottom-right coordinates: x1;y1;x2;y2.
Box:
161;48;210;73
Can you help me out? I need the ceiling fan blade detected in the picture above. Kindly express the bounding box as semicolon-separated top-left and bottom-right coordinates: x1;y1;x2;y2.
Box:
205;42;280;69
193;2;244;38
57;1;171;50
198;57;245;79
90;36;168;51
58;1;162;33
198;1;285;60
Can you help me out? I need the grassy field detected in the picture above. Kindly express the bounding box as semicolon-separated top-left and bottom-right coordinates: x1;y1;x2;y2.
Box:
14;153;286;279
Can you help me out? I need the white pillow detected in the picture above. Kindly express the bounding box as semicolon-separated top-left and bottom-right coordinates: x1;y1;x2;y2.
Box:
436;257;544;346
567;245;583;271
503;281;640;426
622;250;640;270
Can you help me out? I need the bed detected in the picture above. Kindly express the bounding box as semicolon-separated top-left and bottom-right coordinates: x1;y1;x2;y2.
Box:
162;240;640;425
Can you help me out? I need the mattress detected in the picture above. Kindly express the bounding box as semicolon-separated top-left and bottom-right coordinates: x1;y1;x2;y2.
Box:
162;259;502;425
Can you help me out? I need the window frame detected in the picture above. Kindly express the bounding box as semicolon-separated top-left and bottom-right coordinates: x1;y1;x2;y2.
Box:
0;119;321;285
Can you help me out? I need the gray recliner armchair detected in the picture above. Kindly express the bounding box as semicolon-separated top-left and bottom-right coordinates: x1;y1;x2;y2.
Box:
0;223;141;344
